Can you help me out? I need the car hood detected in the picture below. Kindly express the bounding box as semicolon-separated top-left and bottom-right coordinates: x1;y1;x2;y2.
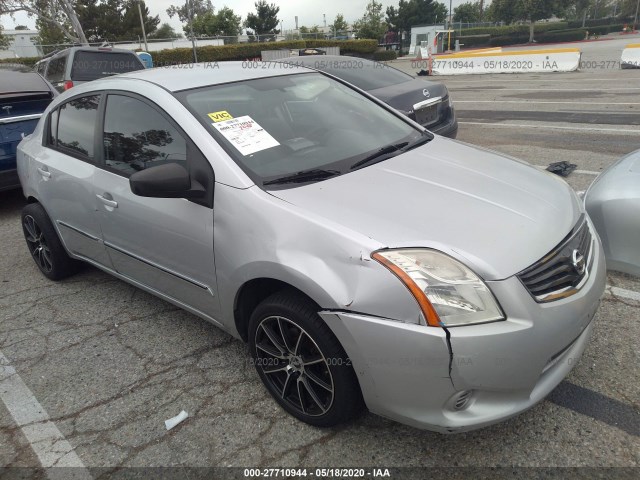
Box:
368;78;448;111
270;137;582;281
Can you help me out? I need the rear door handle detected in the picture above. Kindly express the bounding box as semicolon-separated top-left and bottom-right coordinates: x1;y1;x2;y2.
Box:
37;167;51;178
96;194;118;209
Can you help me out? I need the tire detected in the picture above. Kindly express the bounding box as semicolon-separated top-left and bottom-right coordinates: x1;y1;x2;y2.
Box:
248;290;364;427
21;203;81;281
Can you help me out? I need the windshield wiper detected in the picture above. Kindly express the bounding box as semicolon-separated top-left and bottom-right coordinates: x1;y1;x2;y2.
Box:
349;132;434;171
263;169;341;186
400;132;433;152
349;143;407;170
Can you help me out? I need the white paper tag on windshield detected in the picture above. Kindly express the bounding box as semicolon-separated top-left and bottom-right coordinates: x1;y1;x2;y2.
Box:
212;116;279;156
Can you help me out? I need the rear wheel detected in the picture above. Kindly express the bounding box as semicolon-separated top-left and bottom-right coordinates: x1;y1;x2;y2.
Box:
248;290;363;427
21;203;81;281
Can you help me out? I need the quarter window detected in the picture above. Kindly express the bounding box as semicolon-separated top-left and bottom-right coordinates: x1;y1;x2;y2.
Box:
46;56;66;83
102;94;187;176
55;95;100;159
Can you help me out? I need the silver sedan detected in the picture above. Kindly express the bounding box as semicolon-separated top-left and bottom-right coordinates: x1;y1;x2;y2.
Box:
17;62;605;433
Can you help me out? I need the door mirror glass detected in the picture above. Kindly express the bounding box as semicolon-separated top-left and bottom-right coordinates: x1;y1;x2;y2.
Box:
129;163;204;199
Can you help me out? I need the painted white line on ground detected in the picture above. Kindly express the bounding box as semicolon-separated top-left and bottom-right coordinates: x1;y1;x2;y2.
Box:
459;121;640;134
0;350;91;478
534;165;601;176
454;87;640;91
455;100;640;105
607;286;640;302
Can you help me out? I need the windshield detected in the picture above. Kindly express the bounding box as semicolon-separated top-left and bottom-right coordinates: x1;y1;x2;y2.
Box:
177;72;426;188
71;51;144;81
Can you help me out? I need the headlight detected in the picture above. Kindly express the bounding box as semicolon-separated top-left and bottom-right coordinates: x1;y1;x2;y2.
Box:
372;249;504;327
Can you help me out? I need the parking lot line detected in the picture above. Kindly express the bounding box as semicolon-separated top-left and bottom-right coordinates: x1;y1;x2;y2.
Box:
0;350;90;476
608;286;640;302
459;121;640;134
454;100;640;105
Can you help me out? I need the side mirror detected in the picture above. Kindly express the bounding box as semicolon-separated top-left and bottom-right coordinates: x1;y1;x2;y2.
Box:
129;163;205;199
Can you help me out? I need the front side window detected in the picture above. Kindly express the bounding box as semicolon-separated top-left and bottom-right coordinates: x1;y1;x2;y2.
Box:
103;94;187;177
55;95;100;159
177;72;427;188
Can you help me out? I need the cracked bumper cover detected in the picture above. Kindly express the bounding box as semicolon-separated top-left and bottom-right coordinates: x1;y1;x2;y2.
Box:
319;238;606;433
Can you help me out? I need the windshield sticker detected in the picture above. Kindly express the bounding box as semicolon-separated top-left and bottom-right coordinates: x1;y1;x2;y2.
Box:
208;110;234;122
212;116;280;156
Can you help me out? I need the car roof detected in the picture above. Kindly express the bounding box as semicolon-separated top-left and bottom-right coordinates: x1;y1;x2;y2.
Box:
113;61;314;92
0;71;52;95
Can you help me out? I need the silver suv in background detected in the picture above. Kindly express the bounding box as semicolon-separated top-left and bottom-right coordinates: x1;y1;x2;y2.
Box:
34;46;145;92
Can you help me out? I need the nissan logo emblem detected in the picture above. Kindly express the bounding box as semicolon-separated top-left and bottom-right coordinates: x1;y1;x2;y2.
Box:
572;249;586;275
423;89;430;98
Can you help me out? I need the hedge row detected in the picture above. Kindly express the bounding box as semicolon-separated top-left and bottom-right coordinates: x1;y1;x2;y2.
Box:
373;50;398;61
461;22;568;37
567;17;635;28
457;34;491;48
488;28;587;47
0;57;39;67
585;24;626;35
153;39;378;65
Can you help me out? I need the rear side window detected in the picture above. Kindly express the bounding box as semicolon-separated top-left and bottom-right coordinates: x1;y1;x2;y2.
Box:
36;61;48;75
46;56;66;83
102;94;186;177
52;95;100;159
71;51;144;81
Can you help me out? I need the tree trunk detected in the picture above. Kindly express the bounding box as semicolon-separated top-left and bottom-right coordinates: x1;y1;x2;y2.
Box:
582;9;587;28
529;20;534;43
59;0;89;45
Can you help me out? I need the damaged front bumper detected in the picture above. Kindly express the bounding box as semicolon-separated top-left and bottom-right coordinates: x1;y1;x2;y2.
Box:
318;237;606;433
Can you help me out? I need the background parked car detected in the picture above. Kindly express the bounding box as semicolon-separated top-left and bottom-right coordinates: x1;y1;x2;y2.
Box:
585;149;640;277
278;55;458;138
0;68;57;191
34;46;145;92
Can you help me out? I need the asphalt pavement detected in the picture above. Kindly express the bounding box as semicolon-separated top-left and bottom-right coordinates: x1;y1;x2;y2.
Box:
1;35;639;478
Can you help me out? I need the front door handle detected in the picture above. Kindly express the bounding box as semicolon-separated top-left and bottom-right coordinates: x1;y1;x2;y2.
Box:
37;166;51;178
96;193;118;209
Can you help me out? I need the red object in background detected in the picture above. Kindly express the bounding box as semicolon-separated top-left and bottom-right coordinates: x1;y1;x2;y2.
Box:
63;80;74;90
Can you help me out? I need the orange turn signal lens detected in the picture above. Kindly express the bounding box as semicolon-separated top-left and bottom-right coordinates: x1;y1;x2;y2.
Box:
372;251;442;327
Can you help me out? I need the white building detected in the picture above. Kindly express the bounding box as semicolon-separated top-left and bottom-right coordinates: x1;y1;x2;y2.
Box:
0;29;43;59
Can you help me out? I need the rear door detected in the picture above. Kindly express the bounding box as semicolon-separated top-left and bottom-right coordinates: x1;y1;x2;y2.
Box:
92;92;220;320
32;93;111;266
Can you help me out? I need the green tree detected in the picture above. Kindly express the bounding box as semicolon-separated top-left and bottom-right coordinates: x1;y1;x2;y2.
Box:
454;1;483;22
244;0;280;37
0;26;10;49
166;0;213;24
149;23;181;39
330;13;349;36
353;0;386;40
1;0;88;43
191;6;242;37
488;0;571;42
386;0;448;34
120;1;159;40
14;24;29;29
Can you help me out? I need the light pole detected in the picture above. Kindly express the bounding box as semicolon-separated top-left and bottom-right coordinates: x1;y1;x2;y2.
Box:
635;0;640;31
449;0;452;29
137;1;149;51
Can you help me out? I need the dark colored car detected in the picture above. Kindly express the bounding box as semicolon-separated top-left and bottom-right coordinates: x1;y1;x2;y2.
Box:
34;46;145;93
279;55;458;138
1;70;57;191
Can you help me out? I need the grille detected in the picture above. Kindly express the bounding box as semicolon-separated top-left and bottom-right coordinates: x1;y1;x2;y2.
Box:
518;216;593;302
453;390;473;410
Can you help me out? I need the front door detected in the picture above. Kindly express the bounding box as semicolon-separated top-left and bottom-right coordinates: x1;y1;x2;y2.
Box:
92;93;220;320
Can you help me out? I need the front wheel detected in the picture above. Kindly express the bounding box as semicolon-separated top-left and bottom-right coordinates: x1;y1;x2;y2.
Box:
248;290;363;427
